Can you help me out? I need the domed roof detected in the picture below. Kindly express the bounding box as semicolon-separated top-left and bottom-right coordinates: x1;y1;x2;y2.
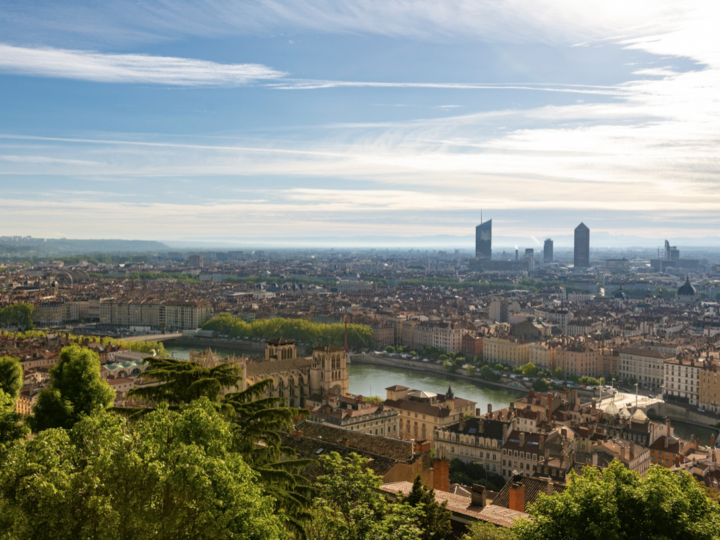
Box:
631;408;648;423
678;275;696;296
614;287;628;300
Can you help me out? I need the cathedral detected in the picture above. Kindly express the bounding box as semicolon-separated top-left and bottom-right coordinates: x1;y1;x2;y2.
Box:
191;338;350;408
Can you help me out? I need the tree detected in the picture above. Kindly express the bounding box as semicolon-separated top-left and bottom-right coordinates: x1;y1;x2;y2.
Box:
398;475;452;540
449;458;505;492
0;399;287;540
462;521;512;540
553;367;563;379
532;379;550;393
385;346;395;353
513;460;720;540
126;355;241;408
0;356;23;401
520;362;538;377
122;356;314;536
467;365;476;376
28;345;115;432
307;452;423;540
0;356;28;445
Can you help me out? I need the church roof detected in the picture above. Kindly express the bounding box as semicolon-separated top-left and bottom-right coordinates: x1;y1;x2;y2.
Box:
678;276;697;296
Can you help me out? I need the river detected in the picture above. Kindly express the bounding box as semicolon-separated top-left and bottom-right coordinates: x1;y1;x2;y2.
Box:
164;345;718;445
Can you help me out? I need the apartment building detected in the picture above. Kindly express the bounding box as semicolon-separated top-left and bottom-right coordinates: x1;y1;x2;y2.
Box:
435;417;505;475
663;357;702;406
534;308;574;334
99;299;212;330
529;342;558;371
33;301;79;325
484;337;531;367
384;385;476;447
619;347;674;388
557;343;603;378
699;363;720;413
414;322;463;353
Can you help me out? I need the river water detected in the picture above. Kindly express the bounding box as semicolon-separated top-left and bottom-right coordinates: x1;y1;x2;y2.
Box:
164;345;718;445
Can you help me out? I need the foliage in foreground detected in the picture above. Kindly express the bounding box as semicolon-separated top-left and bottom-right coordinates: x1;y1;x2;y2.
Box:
123;356;314;537
397;475;452;540
306;452;423;540
27;345;115;432
202;313;372;349
513;460;720;540
0;356;29;445
0;399;286;540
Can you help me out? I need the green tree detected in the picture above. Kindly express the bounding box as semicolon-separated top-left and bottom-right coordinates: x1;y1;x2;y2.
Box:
0;356;28;445
385;346;395;353
126;356;241;408
553;367;563;379
307;452;423;540
462;521;512;540
513;460;720;540
0;356;23;402
0;399;286;540
398;475;452;540
532;379;550;393
467;365;476;376
0;303;34;330
520;362;538;377
28;345;115;432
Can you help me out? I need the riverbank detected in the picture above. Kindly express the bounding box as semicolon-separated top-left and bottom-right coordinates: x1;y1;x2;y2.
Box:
350;353;534;395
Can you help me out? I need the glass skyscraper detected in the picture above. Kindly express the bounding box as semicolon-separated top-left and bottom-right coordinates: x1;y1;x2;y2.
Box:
574;223;590;268
475;219;492;259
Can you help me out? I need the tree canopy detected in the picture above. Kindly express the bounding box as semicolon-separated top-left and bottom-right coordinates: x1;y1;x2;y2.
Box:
28;345;115;432
201;313;372;349
397;475;452;540
306;452;423;540
0;399;286;540
513;460;720;540
0;356;23;402
0;303;34;330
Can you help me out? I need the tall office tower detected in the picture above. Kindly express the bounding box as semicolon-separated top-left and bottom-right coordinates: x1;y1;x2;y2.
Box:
524;248;535;273
574;223;590;268
544;238;554;263
665;240;680;261
475;219;492;259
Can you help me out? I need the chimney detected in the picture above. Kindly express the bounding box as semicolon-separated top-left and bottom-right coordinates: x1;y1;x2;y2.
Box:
340;438;350;447
540;435;545;450
503;424;509;442
592;452;598;467
471;484;487;507
510;401;515;411
546;479;554;496
621;446;627;461
415;440;431;453
433;459;450;493
488;403;493;415
508;479;525;513
476;407;481;417
519;432;526;447
460;415;466;430
665;418;671;433
291;429;303;440
664;436;668;449
712;434;717;447
529;389;535;399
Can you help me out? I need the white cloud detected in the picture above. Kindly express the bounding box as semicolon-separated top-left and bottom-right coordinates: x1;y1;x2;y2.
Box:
0;44;284;85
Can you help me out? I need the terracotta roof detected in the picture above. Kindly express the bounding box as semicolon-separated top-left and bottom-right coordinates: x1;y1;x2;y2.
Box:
492;475;565;510
381;481;528;527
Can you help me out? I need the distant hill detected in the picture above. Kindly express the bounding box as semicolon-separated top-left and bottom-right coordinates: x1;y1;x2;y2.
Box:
0;238;169;257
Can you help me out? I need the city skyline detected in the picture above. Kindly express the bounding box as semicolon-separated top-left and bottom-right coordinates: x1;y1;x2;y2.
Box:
0;1;718;242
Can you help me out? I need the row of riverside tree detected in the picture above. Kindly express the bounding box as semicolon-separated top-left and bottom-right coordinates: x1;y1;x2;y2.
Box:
201;313;372;349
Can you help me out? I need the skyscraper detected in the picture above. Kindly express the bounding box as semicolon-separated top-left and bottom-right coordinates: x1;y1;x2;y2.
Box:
476;219;492;259
574;223;590;268
544;238;554;263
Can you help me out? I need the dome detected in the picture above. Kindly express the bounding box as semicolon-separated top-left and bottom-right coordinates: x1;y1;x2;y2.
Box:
614;288;628;300
678;276;696;296
631;408;648;423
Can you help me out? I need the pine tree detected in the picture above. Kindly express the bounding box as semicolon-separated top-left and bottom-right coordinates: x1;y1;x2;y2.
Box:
399;475;452;540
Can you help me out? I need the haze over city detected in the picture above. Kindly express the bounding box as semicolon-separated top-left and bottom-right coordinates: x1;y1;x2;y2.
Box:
1;0;719;245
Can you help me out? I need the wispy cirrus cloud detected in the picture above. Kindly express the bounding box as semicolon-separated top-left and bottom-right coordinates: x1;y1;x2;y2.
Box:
0;44;284;86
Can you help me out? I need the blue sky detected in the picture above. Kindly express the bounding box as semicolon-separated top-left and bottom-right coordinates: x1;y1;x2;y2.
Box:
0;0;718;247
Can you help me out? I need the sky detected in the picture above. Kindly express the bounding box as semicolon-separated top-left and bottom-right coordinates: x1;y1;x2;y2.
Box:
0;0;718;248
